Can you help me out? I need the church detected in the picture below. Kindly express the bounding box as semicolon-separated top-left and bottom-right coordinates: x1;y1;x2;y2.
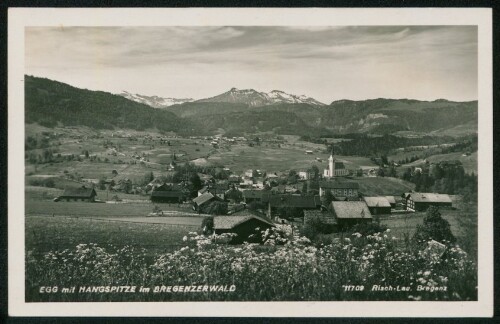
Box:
323;148;349;178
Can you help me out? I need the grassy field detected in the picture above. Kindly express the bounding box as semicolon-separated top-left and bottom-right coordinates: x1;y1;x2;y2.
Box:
25;200;197;217
26;216;198;256
354;177;415;196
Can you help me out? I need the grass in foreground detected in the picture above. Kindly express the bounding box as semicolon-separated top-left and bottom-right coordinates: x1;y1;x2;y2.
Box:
26;230;477;302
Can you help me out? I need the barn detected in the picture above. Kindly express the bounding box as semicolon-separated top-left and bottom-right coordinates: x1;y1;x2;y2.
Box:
363;196;392;215
403;193;452;212
57;186;97;202
214;214;275;244
192;192;221;211
330;201;372;229
267;194;321;218
150;184;184;203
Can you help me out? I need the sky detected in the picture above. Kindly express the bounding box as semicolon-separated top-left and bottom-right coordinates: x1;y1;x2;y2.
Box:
25;26;478;103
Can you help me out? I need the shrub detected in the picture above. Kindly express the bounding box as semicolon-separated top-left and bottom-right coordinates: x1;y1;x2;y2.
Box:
413;206;456;245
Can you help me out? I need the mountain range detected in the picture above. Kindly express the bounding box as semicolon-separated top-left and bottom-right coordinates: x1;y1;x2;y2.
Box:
118;91;194;108
25;75;478;137
118;87;325;108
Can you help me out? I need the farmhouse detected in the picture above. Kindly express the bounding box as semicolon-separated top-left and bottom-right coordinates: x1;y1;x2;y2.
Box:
402;193;452;212
198;183;230;200
319;180;359;199
214;214;275;244
330;201;372;228
150;184;184;203
363;196;392;215
242;189;270;204
57;186;97;202
303;209;337;226
267;194;321;218
224;187;243;204
192;192;220;211
385;196;397;208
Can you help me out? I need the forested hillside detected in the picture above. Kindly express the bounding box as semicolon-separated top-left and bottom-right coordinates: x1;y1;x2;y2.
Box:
25;76;194;134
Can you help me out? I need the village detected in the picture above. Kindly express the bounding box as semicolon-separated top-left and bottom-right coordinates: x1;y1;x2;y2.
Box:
40;128;462;245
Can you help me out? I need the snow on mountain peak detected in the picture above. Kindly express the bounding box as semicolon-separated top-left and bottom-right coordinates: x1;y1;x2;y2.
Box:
118;91;194;108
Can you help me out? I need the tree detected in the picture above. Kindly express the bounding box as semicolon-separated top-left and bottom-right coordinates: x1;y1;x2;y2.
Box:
377;168;385;177
190;173;203;195
202;201;228;215
322;190;334;207
143;171;154;185
412;206;456;245
201;216;214;235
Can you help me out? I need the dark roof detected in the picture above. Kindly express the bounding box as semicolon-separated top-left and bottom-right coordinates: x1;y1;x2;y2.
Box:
60;187;96;198
214;215;274;230
193;192;216;205
304;210;337;225
407;193;452;203
269;195;321;208
334;162;346;169
151;190;183;198
331;201;372;219
243;190;269;199
319;180;359;189
363;196;391;208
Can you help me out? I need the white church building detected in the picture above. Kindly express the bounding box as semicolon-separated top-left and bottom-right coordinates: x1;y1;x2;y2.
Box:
323;149;349;178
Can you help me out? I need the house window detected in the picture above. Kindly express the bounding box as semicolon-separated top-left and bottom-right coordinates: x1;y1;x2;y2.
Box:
344;189;347;196
349;189;352;196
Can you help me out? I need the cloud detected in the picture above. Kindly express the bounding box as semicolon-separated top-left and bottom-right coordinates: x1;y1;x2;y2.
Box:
25;26;478;102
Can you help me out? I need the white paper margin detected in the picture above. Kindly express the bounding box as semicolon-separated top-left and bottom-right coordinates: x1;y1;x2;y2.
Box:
8;7;493;317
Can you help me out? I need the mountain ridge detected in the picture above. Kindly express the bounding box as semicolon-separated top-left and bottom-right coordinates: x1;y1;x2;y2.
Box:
25;75;478;137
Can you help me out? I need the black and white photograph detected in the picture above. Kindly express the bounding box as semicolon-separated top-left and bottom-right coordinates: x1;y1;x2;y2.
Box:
8;8;493;317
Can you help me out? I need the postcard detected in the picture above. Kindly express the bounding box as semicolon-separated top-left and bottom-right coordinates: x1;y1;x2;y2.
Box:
8;7;493;317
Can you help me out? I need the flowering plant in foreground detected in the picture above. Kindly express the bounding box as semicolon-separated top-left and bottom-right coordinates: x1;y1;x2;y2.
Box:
26;230;477;302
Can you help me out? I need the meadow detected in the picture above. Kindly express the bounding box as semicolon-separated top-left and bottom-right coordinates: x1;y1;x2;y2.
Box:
26;216;199;256
25;227;477;302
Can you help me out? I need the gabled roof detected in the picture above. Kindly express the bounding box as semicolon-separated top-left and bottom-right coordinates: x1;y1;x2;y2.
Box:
407;193;452;203
214;215;274;230
334;162;346;169
363;196;391;208
192;192;215;205
60;187;96;198
269;194;321;208
331;201;372;219
303;209;337;225
385;196;397;204
319;180;359;189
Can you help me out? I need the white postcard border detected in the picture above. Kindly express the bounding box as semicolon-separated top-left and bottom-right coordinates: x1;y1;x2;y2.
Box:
8;7;493;317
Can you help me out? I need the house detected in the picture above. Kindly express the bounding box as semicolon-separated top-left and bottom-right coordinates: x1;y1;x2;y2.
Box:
252;177;265;189
402;192;452;212
298;171;310;180
151;184;184;203
303;209;337;226
330;201;372;228
242;189;270;204
225;187;243;204
228;175;241;184
198;183;230;200
57;186;97;202
319;180;359;199
267;194;321;218
363;196;392;215
192;192;220;211
244;169;254;178
385;196;397;208
213;214;275;244
239;178;254;189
